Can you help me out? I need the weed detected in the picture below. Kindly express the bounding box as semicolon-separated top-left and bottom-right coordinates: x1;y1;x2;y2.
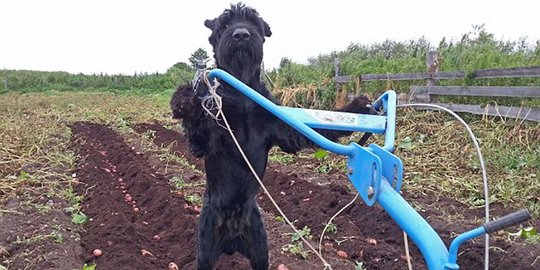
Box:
269;152;295;164
71;211;88;225
291;226;312;242
282;242;308;259
274;216;285;223
170;176;186;189
354;260;367;270
185;195;202;205
82;263;97;270
14;231;64;245
324;223;338;234
281;226;313;259
510;227;539;244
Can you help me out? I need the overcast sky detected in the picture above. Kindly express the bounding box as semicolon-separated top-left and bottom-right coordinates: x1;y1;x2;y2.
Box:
1;0;538;75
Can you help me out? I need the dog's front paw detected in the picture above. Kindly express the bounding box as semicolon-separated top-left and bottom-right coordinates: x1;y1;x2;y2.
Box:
340;95;372;114
171;83;195;119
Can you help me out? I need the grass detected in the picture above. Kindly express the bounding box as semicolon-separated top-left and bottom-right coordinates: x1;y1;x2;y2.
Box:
265;93;539;216
0;91;173;204
1;89;538;268
3;90;536;216
0;90;174;268
393;109;540;215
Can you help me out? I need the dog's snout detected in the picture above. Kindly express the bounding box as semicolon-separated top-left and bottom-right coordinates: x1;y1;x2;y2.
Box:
232;28;250;41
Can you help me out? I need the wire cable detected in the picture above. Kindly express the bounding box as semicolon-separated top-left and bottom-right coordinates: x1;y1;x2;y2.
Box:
397;103;491;270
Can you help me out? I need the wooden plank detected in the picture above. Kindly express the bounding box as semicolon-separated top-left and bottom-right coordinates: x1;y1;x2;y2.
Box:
362;72;427;81
335;71;465;83
333;65;540;83
404;103;540;122
335;75;352;83
473;66;540;78
419;86;540;98
433;71;466;79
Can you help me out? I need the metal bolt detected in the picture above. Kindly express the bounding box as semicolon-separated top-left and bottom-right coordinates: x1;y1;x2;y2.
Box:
367;186;374;196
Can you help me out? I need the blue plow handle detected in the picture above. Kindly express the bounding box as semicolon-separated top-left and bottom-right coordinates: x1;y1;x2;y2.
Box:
206;68;498;270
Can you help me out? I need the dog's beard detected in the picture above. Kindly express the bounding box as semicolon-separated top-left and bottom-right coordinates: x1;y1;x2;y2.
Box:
216;40;263;83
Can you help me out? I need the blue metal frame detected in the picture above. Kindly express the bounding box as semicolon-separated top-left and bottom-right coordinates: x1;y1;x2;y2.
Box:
207;69;490;270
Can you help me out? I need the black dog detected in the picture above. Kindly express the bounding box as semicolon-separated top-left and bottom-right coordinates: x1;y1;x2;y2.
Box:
171;3;372;269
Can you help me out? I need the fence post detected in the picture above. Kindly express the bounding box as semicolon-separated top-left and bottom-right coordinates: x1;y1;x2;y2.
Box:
3;79;7;91
425;51;439;101
334;58;340;78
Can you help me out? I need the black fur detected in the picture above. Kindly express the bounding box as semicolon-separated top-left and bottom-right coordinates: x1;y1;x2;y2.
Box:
171;3;372;269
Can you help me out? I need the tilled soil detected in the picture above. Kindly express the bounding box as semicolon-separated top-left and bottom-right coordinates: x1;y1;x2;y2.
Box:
69;122;538;270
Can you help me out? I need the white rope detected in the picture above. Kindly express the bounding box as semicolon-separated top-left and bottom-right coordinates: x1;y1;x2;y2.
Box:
318;193;358;255
403;232;413;270
200;72;333;269
398;103;491;270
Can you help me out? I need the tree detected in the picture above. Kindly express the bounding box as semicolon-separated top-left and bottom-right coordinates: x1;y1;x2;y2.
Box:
189;48;210;68
166;61;195;83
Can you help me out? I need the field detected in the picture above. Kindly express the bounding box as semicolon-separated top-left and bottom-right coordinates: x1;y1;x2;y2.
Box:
0;91;538;270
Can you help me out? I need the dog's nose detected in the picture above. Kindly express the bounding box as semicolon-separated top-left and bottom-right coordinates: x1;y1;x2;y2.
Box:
232;28;250;41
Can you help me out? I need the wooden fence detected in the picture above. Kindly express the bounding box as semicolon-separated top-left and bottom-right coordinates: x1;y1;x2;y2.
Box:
334;52;540;122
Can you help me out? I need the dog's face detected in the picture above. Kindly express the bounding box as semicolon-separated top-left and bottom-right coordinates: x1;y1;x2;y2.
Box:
204;3;272;82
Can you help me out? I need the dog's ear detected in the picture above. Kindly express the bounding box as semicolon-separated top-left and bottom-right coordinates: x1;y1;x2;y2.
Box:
262;20;272;37
204;19;216;30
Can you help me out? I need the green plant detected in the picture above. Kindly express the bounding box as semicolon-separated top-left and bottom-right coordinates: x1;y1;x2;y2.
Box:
269;152;295;164
13;231;64;245
82;263;97;270
185;195;202;205
71;211;88;225
281;226;313;259
510;227;539;244
282;242;308;259
324;223;338;234
52;231;64;244
170;176;186;189
291;226;312;242
354;260;367;270
313;149;328;160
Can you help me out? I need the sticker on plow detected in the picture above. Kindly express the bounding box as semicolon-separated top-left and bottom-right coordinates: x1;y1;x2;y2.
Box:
306;109;359;127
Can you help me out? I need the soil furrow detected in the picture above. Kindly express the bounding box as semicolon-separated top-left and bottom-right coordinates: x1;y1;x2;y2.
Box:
71;122;198;269
137;122;538;270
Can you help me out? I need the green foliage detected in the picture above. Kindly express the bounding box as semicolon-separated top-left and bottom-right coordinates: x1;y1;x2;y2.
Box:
282;242;309;259
189;48;211;68
354;261;367;270
71;211;88;225
313;149;328;160
170;176;187;189
291;226;312;242
82;263;97;270
324;222;338;234
185;194;202;204
282;226;312;259
511;227;539;243
269;25;540;108
0;62;194;93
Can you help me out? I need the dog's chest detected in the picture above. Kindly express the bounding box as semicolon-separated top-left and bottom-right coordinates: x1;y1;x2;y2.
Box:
219;104;270;146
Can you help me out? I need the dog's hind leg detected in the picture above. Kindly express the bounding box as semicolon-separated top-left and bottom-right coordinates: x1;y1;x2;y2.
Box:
196;206;222;270
239;206;269;270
